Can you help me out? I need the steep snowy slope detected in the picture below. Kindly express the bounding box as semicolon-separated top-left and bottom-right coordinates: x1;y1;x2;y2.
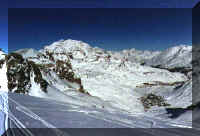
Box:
0;49;87;102
144;45;192;69
9;39;191;111
111;48;161;64
0;51;7;92
33;39;191;112
0;39;193;131
0;62;7;92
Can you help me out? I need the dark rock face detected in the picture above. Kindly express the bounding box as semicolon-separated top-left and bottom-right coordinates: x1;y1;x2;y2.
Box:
186;102;200;110
45;51;55;62
140;93;170;110
55;60;73;80
27;61;48;92
6;53;31;93
6;53;48;94
1;49;88;95
54;60;87;94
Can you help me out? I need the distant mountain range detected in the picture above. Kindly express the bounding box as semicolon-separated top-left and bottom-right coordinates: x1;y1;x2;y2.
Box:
0;39;193;129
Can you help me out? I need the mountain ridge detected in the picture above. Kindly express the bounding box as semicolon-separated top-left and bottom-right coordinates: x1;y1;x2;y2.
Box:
0;39;192;113
0;39;194;129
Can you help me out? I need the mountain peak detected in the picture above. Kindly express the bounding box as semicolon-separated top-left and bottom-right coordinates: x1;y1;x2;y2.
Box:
0;40;193;128
47;39;91;48
15;48;39;58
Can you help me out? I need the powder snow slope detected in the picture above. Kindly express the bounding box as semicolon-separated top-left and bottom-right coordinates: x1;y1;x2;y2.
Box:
144;45;192;68
0;51;6;60
0;39;193;131
12;39;192;111
111;48;161;64
0;92;193;133
23;39;190;113
0;51;8;92
15;48;40;58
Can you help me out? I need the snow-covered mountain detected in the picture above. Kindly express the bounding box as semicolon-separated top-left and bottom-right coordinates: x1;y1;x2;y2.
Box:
144;45;192;69
0;51;7;92
110;48;161;64
0;50;6;60
0;39;193;130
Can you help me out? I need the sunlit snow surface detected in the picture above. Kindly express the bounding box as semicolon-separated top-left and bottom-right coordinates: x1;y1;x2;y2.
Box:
0;91;195;135
0;40;195;135
0;92;8;135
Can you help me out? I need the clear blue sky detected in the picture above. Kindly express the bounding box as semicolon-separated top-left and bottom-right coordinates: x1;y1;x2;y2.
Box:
1;0;198;52
9;8;192;52
0;8;8;53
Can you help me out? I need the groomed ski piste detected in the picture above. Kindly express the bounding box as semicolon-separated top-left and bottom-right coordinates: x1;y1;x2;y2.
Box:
0;39;196;135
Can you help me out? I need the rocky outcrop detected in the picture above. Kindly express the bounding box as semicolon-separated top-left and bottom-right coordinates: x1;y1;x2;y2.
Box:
27;61;48;92
140;93;170;110
0;40;192;114
54;60;87;94
3;49;88;95
6;53;48;94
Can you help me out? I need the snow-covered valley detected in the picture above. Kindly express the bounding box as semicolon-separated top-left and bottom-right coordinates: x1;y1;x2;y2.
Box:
0;39;194;135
